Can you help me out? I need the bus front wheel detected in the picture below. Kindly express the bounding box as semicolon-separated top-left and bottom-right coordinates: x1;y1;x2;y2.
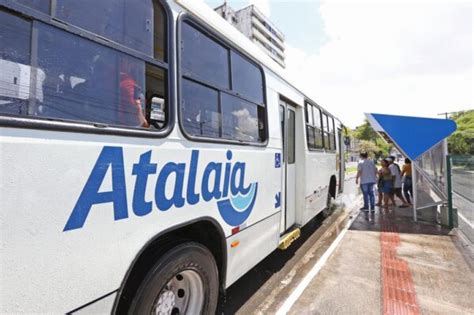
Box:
128;242;219;315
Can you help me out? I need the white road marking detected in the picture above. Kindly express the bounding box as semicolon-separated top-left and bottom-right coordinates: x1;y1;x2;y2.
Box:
457;212;473;229
275;214;356;315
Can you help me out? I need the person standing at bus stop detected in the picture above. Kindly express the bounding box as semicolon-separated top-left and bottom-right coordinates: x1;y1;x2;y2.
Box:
356;152;378;211
401;158;413;205
387;156;409;207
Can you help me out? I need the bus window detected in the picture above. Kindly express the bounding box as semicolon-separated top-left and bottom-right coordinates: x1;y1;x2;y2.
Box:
35;23;148;127
313;107;324;149
221;93;264;142
181;79;220;138
56;0;154;56
306;125;315;149
322;113;329;150
153;0;167;61
321;113;327;131
305;103;324;150
0;11;32;116
180;19;267;144
329;117;336;150
313;106;321;128
315;129;324;148
16;0;50;14
231;51;264;104
181;22;230;89
0;2;169;132
305;103;313;126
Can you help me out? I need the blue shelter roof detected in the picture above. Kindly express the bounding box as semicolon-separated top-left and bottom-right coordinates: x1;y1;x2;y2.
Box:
365;113;457;161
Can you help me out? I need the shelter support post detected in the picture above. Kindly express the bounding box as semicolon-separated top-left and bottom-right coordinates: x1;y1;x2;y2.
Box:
446;155;454;229
412;163;417;222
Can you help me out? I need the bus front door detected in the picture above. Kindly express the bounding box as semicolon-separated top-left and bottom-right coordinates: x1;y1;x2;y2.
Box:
280;100;296;234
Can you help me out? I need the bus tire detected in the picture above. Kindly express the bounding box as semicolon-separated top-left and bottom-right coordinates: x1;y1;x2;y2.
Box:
128;242;219;315
323;192;332;218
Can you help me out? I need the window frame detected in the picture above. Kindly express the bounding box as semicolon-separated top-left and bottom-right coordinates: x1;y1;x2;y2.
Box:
304;101;324;151
323;112;337;152
329;116;336;151
177;15;268;147
304;100;337;152
0;1;175;138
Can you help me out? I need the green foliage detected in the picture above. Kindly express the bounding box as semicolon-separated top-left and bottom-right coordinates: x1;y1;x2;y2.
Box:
353;119;392;157
353;120;378;141
448;110;474;154
358;140;379;156
345;165;358;174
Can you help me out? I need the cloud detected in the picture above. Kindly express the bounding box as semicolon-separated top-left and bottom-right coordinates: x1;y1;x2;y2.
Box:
284;0;472;128
248;0;271;17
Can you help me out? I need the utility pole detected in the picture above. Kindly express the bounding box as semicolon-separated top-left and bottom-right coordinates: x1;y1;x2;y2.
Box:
437;112;457;119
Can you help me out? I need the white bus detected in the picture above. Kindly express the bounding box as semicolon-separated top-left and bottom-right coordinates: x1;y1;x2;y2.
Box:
0;0;345;313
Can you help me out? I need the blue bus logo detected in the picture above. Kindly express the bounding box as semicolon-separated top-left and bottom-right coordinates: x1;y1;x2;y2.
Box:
63;147;258;231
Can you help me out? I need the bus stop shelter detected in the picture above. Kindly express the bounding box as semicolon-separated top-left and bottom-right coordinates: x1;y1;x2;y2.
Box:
365;113;457;225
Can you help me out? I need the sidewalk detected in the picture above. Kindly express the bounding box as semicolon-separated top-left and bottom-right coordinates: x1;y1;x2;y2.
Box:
287;206;474;314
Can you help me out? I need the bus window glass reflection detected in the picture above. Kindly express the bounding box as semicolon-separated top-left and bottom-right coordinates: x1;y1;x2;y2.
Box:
221;93;263;142
181;22;230;89
181;79;220;138
231;51;263;104
16;0;50;14
0;11;34;115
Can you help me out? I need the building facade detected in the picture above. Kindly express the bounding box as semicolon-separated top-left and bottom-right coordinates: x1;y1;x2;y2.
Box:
215;3;286;68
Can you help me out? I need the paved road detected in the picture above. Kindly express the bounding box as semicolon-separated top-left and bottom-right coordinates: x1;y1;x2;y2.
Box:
452;169;473;202
219;177;359;314
452;169;473;243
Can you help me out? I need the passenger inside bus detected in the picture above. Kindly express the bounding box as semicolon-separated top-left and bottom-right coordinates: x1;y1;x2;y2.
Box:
119;59;149;128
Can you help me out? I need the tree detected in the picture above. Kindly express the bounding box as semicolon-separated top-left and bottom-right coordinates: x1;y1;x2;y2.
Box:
358;140;379;157
448;110;474;154
353;120;378;141
353;119;392;157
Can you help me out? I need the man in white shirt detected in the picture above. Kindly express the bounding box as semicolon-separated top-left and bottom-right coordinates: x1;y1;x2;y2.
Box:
356;152;378;211
387;156;409;207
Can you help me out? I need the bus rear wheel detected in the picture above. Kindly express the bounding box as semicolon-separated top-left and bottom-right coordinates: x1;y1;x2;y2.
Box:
128;242;219;315
323;192;332;218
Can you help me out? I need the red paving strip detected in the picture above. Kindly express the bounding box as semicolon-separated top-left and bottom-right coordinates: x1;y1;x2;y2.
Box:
380;222;421;315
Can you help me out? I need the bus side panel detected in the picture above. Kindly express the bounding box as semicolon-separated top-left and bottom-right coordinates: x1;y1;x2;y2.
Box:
0;127;279;312
225;211;280;287
302;152;337;224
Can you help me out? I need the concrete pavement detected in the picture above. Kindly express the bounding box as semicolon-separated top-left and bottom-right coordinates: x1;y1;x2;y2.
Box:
219;178;474;315
287;207;474;314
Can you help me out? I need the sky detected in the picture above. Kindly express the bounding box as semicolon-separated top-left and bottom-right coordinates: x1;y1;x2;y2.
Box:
204;0;473;128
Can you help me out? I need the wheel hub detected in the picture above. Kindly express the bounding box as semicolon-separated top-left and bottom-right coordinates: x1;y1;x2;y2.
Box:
152;271;204;315
154;289;176;314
